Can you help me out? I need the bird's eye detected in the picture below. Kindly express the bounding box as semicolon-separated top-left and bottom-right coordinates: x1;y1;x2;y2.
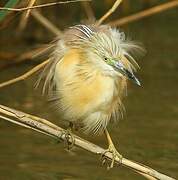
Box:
104;57;108;61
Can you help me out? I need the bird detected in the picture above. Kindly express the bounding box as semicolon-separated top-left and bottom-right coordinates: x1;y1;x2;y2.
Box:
37;24;143;168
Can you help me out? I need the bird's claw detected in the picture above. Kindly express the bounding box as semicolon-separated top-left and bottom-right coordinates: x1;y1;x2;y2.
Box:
61;129;75;150
101;144;122;169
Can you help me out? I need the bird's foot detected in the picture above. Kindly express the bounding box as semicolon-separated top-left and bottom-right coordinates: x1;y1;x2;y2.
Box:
62;129;75;150
101;144;122;169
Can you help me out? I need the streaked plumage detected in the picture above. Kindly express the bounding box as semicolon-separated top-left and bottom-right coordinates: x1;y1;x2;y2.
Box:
37;24;143;134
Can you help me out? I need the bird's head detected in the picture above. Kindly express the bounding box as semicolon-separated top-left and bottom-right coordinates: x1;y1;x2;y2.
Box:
64;24;144;86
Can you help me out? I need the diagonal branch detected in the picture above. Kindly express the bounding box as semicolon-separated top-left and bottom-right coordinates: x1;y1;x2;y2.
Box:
31;10;62;36
97;0;122;25
0;59;50;88
0;0;91;12
19;0;37;30
0;104;175;180
23;0;36;19
108;0;178;27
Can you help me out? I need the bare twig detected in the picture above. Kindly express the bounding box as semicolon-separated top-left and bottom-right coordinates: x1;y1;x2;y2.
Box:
0;0;91;12
0;104;175;180
19;0;37;30
0;59;50;88
24;0;36;18
97;0;122;25
31;10;62;36
109;0;178;27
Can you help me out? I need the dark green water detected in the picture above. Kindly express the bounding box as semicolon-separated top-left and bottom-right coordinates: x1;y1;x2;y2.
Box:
0;8;178;180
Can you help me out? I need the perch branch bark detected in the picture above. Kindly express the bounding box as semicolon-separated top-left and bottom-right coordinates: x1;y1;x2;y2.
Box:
0;104;175;180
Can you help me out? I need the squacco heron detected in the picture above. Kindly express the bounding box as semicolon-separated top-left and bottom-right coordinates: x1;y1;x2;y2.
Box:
38;24;142;168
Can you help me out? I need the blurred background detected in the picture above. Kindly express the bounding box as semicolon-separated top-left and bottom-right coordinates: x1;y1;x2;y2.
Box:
0;0;178;179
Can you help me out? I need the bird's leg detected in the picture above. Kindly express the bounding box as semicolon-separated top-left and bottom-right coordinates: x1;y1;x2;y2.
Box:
63;122;75;150
102;129;122;169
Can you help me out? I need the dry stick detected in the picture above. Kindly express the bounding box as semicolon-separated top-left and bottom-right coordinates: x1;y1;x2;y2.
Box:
135;171;157;180
97;0;122;25
81;2;95;20
109;0;178;27
0;104;175;180
0;0;91;12
0;59;50;88
0;106;165;180
31;10;62;36
19;0;37;30
24;0;36;18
